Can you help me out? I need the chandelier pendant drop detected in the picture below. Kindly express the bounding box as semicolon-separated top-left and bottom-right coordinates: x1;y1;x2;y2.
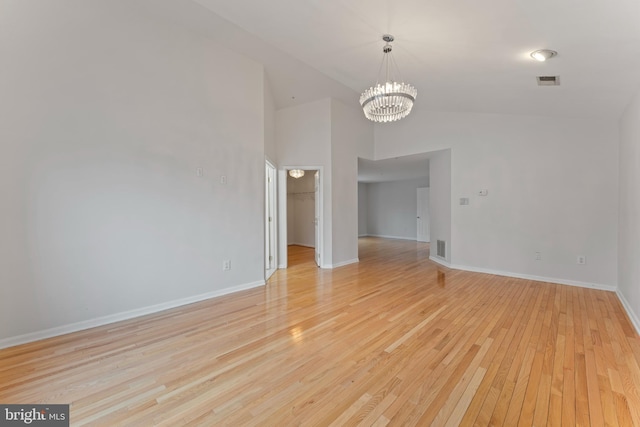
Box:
360;34;417;123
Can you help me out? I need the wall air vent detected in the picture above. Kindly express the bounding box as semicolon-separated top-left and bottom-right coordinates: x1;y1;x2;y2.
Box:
436;240;446;258
537;76;560;86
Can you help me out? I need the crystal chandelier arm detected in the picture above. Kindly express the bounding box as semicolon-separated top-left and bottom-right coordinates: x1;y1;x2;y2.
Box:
361;91;416;108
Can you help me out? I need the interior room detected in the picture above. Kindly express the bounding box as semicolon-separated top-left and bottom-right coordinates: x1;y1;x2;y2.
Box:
358;154;431;242
1;0;640;425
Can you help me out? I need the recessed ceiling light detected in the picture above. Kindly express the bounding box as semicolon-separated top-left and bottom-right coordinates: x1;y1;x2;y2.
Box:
530;49;557;62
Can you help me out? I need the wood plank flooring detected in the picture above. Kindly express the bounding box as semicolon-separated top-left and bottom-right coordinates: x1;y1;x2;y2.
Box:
1;237;640;426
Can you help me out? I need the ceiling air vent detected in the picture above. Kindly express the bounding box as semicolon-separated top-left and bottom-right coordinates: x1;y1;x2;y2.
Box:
537;76;560;86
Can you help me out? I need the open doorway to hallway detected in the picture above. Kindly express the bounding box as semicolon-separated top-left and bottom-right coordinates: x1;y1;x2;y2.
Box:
279;167;323;270
286;169;319;266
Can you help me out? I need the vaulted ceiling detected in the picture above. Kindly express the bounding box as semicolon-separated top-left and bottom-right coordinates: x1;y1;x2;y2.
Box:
192;0;640;119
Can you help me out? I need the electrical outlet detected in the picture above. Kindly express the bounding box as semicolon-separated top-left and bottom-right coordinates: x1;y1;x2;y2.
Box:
535;252;541;261
196;167;203;177
223;260;231;271
577;255;586;265
220;175;227;184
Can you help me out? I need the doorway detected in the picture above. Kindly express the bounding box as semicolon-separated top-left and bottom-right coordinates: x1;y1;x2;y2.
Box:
278;167;323;269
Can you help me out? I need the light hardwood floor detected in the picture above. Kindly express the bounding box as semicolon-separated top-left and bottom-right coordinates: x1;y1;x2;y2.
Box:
1;237;640;426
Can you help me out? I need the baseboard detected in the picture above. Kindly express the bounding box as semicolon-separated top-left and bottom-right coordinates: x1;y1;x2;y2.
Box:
0;280;265;350
366;234;416;241
429;255;452;268
326;258;359;269
616;290;640;336
428;256;616;292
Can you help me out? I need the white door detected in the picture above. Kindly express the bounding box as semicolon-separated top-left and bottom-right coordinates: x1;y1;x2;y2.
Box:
265;162;277;280
417;187;430;242
314;171;321;267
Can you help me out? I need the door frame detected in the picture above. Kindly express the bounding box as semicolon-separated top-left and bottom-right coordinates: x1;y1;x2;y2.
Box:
278;165;324;269
313;171;320;267
265;160;277;280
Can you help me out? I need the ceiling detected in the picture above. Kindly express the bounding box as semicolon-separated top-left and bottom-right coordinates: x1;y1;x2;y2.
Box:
358;153;430;183
191;0;640;119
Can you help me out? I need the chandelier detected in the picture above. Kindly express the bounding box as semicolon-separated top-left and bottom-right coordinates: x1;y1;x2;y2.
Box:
360;35;417;123
289;169;305;179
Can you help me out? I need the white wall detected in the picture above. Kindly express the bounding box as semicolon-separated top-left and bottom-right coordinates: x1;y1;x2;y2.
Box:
375;111;619;288
429;149;452;262
358;183;369;236
264;74;277;164
364;177;429;240
276;99;332;266
0;1;265;344
287;173;316;247
619;89;640;331
276;99;373;268
331;99;375;266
